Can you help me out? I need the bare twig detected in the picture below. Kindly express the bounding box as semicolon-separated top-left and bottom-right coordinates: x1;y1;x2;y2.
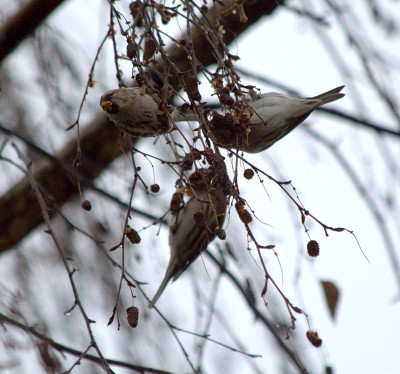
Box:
0;313;174;374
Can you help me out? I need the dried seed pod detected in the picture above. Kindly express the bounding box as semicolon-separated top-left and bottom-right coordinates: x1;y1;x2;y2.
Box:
238;207;252;224
154;3;172;24
180;102;190;113
211;188;228;216
224;59;233;69
235;200;252;224
135;72;151;86
219;92;234;107
160;10;172;24
125;226;141;244
306;331;322;348
238;112;251;127
215;228;226;240
307;240;320;257
211;75;224;91
203;150;216;166
129;2;143;27
143;36;156;62
191;149;202;161
150;184;160;193
170;192;184;213
212;157;227;178
126;42;138;59
81;200;92;211
243;168;254;180
127;306;139;328
182;154;193;170
156;112;169;132
208;111;244;149
235;199;245;211
184;75;202;102
193;211;206;229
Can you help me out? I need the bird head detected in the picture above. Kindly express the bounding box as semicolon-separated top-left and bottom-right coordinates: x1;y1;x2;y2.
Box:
100;90;119;114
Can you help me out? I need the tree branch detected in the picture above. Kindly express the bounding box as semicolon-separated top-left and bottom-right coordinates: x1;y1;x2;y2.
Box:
0;0;66;63
0;312;174;374
0;0;283;253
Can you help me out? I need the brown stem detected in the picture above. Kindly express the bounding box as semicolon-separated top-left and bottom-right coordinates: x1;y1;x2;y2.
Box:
0;0;66;63
0;0;282;253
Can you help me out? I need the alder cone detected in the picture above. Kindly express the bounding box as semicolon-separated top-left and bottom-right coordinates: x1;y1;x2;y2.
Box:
208;111;248;150
184;75;202;102
126;42;138;59
149;167;227;307
143;36;156;62
127;306;139;328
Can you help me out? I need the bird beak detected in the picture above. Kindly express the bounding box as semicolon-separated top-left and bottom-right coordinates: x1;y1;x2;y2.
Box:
100;100;113;113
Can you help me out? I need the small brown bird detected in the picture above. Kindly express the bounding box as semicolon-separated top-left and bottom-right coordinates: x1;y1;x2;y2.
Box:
100;87;192;137
149;168;227;308
209;86;345;153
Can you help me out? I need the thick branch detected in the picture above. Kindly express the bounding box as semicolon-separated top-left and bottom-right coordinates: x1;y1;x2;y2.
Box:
0;312;174;374
0;0;283;253
0;0;66;63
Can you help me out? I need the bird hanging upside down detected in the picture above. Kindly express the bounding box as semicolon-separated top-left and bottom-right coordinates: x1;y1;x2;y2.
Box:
100;85;345;152
208;86;345;153
100;87;193;137
149;167;227;308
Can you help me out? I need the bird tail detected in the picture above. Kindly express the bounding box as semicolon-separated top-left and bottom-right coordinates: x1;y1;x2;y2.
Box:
148;274;171;308
170;108;198;123
311;85;345;106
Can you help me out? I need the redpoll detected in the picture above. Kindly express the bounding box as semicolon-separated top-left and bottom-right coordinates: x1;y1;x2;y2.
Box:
100;87;193;137
149;168;227;308
209;86;345;153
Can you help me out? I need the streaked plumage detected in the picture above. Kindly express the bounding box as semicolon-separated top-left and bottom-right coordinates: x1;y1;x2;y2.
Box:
100;87;192;137
210;86;345;153
149;168;226;308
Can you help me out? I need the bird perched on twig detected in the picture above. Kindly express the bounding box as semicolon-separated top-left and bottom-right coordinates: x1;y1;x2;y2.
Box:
209;86;345;153
100;86;345;153
100;87;193;137
149;167;227;308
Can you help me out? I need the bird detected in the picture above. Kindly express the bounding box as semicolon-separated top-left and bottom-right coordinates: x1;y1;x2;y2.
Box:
209;86;345;153
100;87;194;137
149;167;227;308
100;86;345;153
